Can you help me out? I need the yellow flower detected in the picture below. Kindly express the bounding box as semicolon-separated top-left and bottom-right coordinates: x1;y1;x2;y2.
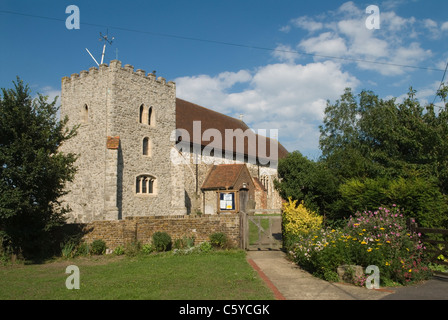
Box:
385;261;390;266
408;269;412;273
380;227;385;230
367;248;372;252
362;229;366;232
361;241;367;245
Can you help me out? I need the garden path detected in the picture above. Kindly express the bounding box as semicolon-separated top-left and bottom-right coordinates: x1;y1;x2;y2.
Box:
247;250;395;300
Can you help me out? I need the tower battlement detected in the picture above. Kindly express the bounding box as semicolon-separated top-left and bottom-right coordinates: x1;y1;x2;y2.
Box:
61;60;176;89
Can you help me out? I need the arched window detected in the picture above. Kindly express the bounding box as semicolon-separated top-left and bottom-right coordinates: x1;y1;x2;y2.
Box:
139;104;155;126
142;137;150;156
139;105;144;123
82;104;89;123
148;107;153;126
136;175;156;195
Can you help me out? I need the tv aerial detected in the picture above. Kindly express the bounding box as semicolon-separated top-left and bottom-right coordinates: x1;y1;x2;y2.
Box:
85;30;115;66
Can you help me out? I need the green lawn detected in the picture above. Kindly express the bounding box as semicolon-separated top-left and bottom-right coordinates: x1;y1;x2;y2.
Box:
0;250;275;300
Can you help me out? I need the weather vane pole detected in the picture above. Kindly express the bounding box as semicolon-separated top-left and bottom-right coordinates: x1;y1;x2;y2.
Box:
85;30;115;67
99;29;114;65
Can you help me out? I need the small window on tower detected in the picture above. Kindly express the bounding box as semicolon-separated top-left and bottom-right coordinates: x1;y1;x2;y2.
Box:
139;104;144;123
142;137;150;156
148;107;153;126
82;104;89;123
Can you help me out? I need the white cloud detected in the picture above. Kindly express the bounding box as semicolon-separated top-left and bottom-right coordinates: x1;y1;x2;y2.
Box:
442;22;448;31
298;32;348;58
175;61;359;155
290;16;324;33
276;2;435;76
271;44;300;64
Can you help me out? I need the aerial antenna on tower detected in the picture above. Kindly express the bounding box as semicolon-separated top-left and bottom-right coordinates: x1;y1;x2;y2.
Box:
85;30;115;67
99;29;114;65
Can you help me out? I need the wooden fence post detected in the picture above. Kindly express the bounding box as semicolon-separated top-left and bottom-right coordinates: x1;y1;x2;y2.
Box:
239;211;248;250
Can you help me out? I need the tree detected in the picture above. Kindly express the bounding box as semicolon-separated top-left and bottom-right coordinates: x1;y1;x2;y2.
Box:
0;78;77;259
318;85;448;226
320;86;448;186
274;151;338;219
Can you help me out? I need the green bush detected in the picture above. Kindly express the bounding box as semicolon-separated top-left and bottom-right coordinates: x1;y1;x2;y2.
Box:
60;241;77;259
142;243;154;254
199;241;213;253
113;246;125;255
152;232;172;252
291;206;432;286
209;232;228;248
125;241;142;257
173;236;195;249
339;175;448;228
76;242;90;256
90;240;107;255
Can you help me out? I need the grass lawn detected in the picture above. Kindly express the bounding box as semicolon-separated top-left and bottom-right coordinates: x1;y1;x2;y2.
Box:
0;250;275;300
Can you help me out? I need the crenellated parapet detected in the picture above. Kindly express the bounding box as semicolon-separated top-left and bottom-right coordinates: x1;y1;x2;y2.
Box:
61;60;176;89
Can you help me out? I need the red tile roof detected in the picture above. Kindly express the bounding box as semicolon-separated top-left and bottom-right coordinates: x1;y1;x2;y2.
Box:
201;164;246;190
176;98;289;161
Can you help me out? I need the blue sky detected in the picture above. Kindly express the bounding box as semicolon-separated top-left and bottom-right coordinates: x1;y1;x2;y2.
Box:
1;0;448;159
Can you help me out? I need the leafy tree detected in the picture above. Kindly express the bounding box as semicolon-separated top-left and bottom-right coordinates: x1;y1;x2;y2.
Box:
274;151;338;219
318;85;448;226
0;78;77;259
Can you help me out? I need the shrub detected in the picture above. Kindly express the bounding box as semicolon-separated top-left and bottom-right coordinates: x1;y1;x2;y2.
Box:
60;241;77;259
125;241;142;257
75;242;90;256
209;232;228;248
142;243;154;254
291;206;432;286
199;241;213;253
152;232;172;252
113;246;125;255
173;236;195;250
282;197;323;238
90;239;106;255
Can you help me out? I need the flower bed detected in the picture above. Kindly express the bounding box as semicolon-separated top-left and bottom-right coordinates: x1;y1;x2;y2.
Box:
288;206;432;286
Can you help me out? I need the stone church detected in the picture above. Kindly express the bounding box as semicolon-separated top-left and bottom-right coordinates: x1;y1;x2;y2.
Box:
59;60;288;223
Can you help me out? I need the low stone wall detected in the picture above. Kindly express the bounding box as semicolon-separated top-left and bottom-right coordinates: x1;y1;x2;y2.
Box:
74;214;241;250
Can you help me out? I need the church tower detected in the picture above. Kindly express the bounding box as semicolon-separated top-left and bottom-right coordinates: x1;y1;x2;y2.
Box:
60;60;186;223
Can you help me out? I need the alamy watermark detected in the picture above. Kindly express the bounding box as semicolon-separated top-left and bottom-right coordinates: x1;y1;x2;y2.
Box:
365;265;380;289
65;5;80;30
365;5;380;30
170;121;279;169
65;265;80;289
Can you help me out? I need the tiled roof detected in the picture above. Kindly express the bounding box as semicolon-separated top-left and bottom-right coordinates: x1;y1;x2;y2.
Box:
176;98;289;160
201;164;246;190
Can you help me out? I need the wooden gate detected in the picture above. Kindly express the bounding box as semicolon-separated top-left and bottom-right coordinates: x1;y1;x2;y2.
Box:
408;218;448;271
240;210;282;251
